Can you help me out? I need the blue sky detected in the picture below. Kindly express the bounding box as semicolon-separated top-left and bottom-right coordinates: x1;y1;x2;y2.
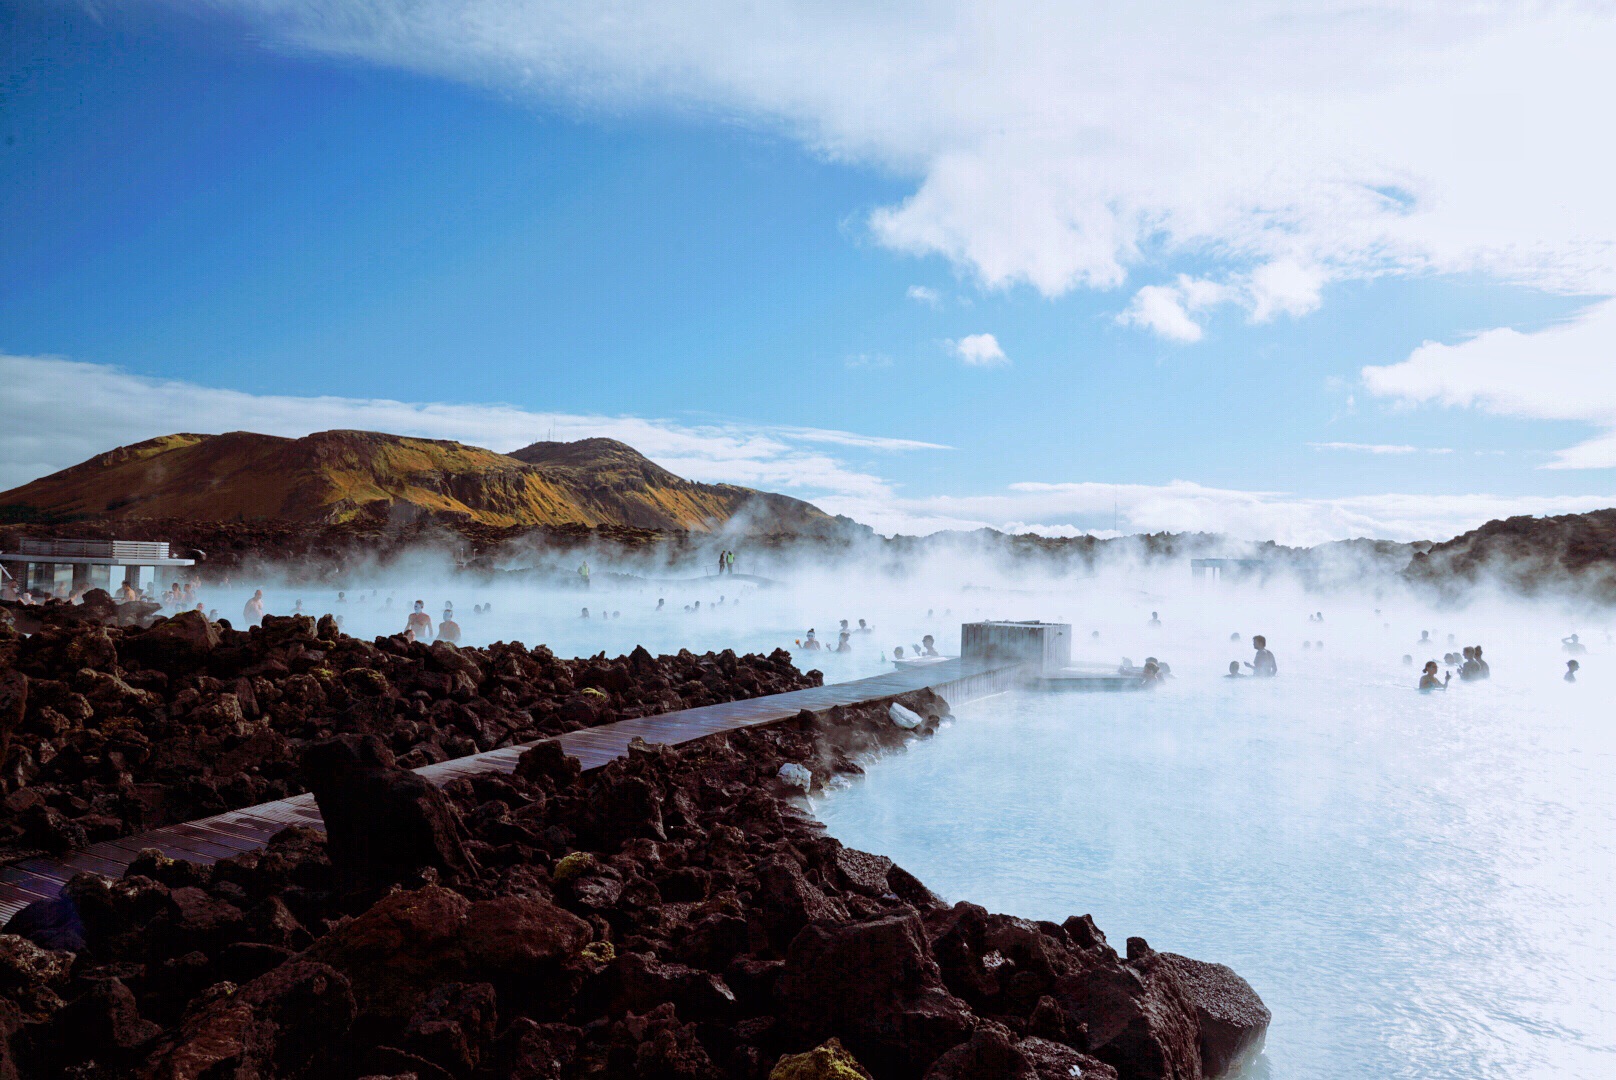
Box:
3;1;1615;542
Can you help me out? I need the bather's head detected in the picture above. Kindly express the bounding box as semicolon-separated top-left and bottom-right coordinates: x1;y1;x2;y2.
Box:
1252;635;1266;649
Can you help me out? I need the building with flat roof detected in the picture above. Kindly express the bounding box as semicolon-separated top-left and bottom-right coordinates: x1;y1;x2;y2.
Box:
0;538;196;599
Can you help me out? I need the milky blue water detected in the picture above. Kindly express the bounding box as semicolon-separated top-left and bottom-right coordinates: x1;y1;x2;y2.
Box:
816;648;1616;1080
209;567;1616;1077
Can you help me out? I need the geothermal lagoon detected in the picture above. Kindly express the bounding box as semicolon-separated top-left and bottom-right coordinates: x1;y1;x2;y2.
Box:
228;566;1616;1079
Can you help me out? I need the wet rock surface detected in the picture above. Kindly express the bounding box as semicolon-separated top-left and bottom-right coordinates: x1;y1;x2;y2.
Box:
0;677;1267;1079
0;597;816;862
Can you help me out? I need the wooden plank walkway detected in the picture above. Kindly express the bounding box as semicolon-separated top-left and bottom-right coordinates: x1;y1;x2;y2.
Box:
0;659;1023;923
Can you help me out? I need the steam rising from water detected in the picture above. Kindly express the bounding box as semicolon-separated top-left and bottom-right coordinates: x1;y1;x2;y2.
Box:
194;540;1614;1078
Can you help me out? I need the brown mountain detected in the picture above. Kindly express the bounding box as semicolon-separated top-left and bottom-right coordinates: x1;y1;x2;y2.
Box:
0;430;839;533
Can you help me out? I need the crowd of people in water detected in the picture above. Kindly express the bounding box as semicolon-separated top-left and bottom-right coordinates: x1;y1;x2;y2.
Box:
7;568;1601;691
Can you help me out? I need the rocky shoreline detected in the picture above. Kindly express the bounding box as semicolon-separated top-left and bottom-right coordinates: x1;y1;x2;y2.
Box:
0;592;817;865
0;595;1269;1079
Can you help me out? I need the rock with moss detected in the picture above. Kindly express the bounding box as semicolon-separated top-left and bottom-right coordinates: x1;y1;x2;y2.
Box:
770;1038;874;1080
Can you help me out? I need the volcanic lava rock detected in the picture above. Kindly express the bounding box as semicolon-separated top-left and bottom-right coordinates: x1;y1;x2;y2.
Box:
921;1020;1038;1080
769;1037;875;1079
1152;951;1270;1076
0;601;819;863
0;672;24;772
301;734;479;892
776;911;976;1078
135;960;355;1079
1013;1036;1118;1080
0;654;1267;1080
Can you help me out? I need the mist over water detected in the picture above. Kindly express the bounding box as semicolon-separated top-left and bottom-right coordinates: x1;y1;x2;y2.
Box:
193;547;1615;1078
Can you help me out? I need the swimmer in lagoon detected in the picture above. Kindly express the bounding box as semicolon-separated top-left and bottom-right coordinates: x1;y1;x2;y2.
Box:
1141;660;1162;685
1473;646;1489;678
1418;630;1431;647
406;601;433;641
580;608;590;619
893;646;905;659
1419;661;1449;691
1149;611;1162;628
1245;635;1277;677
1565;659;1580;682
1226;661;1244;677
802;629;820;651
922;634;940;657
1229;632;1241;642
835;631;852;653
1402;654;1414;666
1562;634;1587;655
437;609;461;643
857;619;872;633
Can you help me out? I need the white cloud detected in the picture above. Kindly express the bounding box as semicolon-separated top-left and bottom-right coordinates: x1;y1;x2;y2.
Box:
1362;298;1616;468
906;285;941;307
194;1;1616;309
1308;442;1453;455
1119;266;1323;341
1119;284;1206;343
3;354;1602;545
0;353;930;499
948;333;1008;367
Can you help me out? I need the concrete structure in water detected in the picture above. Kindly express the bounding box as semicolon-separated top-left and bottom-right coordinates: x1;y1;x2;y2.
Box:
961;620;1072;676
1191;557;1267;582
0;537;196;598
962;619;1147;692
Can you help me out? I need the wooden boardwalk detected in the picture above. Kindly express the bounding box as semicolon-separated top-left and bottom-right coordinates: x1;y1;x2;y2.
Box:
0;658;1023;923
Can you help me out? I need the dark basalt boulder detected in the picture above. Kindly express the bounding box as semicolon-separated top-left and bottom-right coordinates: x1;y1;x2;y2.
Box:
303;885;593;1034
776;912;976;1079
126;609;220;666
1014;1036;1119;1080
1152;951;1270;1077
0;671;25;768
54;975;162;1065
922;1020;1038;1080
134;960;355;1079
302;885;475;1028
301;734;479;892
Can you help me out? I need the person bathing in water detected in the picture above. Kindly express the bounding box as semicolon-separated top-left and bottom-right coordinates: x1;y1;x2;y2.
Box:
437;608;461;644
921;634;940;657
1226;661;1244;678
1565;659;1580;682
1419;660;1450;691
1245;635;1277;677
1562;634;1587;655
406;600;433;641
